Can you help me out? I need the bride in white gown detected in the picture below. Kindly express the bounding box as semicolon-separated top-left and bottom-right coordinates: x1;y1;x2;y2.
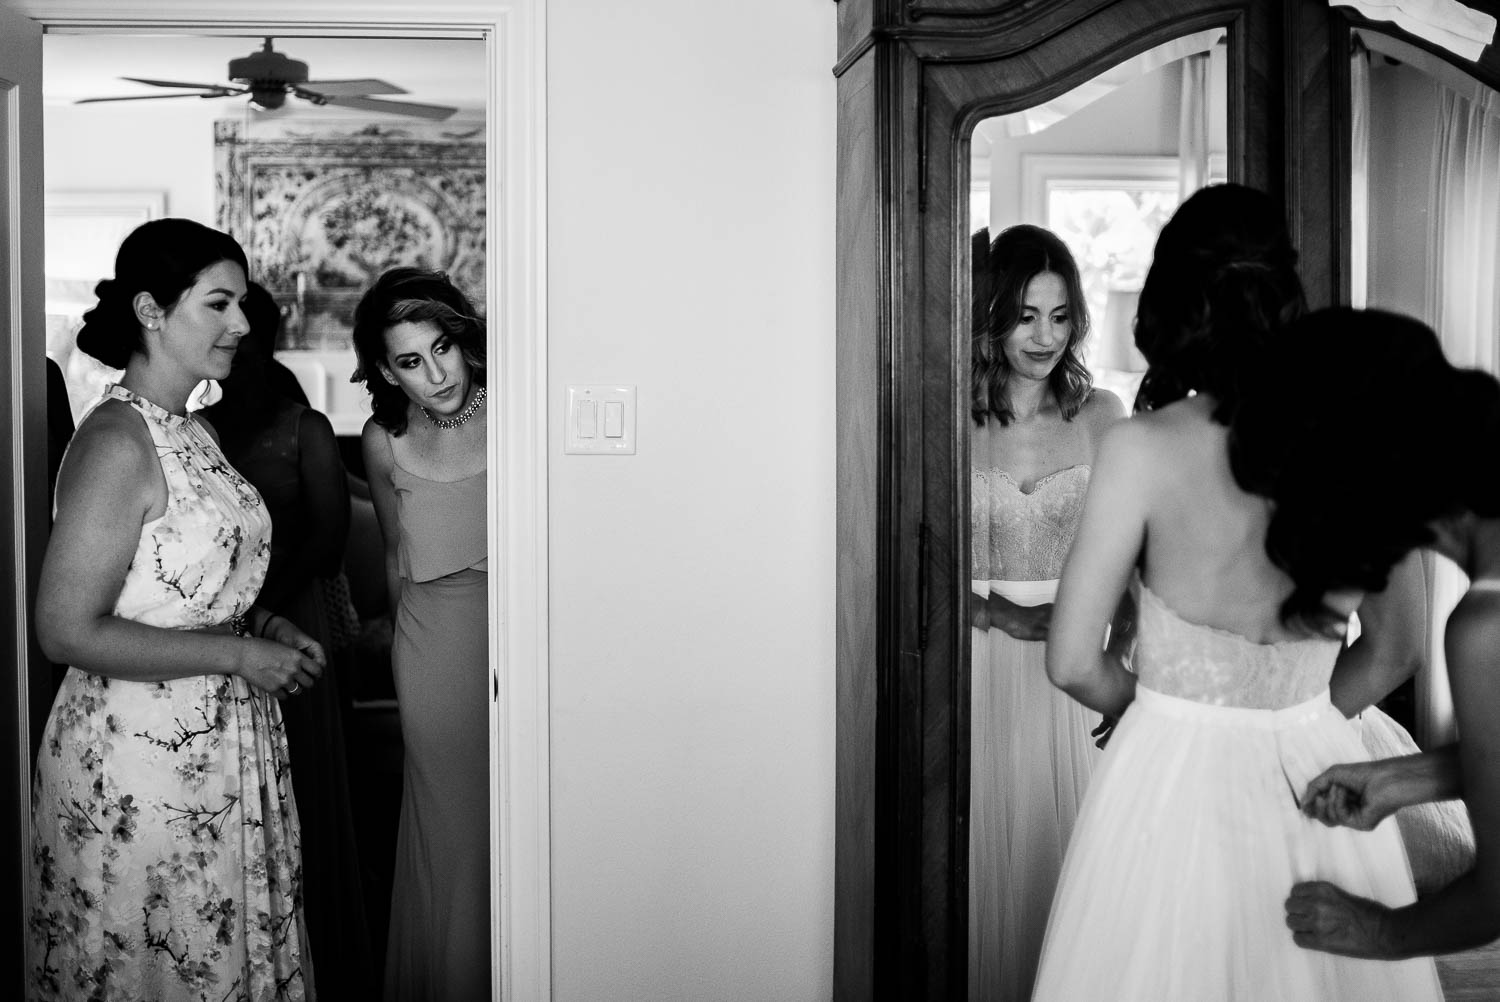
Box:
1031;184;1444;1001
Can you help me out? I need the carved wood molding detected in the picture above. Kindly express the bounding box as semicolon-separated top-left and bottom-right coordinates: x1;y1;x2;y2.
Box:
905;0;1075;24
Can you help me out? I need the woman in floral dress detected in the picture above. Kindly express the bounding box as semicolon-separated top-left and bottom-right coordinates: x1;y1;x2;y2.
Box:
28;218;326;1001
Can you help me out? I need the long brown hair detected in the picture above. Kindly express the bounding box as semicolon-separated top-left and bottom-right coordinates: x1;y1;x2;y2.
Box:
971;224;1093;426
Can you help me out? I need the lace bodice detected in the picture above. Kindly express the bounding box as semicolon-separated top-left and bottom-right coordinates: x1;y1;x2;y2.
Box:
101;384;271;629
971;464;1089;581
1133;580;1340;709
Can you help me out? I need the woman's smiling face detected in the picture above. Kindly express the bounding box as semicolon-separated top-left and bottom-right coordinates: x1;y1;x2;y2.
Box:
148;259;250;382
1000;270;1073;382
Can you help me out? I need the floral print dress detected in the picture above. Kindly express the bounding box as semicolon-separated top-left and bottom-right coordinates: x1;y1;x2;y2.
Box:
28;385;311;1002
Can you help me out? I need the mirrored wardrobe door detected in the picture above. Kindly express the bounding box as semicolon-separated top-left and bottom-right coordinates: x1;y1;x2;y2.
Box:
834;3;1279;999
965;33;1228;1002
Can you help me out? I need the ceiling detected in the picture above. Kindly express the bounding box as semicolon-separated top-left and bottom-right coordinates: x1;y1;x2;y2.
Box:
43;33;487;116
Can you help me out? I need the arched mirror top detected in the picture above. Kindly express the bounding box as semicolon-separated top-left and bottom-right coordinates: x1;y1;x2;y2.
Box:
952;14;1245;138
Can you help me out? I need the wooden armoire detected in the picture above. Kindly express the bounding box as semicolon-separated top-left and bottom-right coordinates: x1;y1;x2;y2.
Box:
833;1;1500;998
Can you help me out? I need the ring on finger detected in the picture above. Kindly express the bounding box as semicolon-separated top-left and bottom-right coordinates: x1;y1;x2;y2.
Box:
288;682;301;695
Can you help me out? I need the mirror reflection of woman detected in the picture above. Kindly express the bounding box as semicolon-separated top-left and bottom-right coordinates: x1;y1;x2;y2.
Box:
967;224;1128;1002
28;218;324;1000
353;268;490;1000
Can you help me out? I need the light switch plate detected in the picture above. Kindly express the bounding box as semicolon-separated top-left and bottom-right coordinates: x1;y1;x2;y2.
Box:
565;384;636;454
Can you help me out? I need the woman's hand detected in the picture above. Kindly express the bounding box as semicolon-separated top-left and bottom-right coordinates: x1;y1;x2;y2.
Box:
989;597;1053;642
1300;758;1416;830
261;613;327;670
970;592;990;632
1285;880;1393;957
232;629;324;699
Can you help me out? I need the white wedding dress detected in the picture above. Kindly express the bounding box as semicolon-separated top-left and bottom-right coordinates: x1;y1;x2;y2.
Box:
1030;579;1443;1001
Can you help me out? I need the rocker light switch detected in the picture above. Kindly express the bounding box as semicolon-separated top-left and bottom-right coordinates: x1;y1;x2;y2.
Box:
565;385;636;454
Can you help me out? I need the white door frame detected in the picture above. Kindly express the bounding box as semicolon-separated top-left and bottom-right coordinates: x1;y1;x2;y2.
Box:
6;3;550;999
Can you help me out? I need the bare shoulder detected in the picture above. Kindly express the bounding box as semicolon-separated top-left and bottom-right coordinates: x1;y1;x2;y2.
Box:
361;417;395;477
1092;408;1155;472
67;398;155;470
56;399;157;509
1079;388;1127;443
1447;591;1500;671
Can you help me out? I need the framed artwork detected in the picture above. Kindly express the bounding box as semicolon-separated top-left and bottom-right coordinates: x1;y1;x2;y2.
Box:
215;118;486;351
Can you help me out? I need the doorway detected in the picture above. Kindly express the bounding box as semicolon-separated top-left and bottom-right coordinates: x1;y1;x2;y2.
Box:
1;3;548;1000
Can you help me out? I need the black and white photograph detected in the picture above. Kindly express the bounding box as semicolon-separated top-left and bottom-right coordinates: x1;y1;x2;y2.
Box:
5;2;1500;1001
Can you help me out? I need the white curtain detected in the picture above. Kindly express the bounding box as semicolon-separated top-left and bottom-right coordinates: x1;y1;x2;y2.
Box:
1177;52;1211;202
1330;0;1496;63
1348;42;1371;309
1419;76;1500;746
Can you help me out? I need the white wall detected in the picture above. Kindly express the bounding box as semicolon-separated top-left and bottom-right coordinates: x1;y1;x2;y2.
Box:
45;103;219;222
546;1;836;999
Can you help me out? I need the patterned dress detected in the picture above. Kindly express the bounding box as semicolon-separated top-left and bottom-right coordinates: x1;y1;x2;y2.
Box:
28;384;311;1002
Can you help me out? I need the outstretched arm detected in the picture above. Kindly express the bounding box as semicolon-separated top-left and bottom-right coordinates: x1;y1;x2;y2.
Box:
1300;746;1461;830
1045;420;1147;719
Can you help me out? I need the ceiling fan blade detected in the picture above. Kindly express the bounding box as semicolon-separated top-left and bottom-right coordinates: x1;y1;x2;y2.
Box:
317;95;459;121
301;79;407;98
121;77;244;94
76;92;241;104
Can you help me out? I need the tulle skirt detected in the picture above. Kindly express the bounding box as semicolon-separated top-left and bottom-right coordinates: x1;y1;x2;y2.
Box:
969;578;1102;1002
1355;704;1475;893
1031;686;1442;1001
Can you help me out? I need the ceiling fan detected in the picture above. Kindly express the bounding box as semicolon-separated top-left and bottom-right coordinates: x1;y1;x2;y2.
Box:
76;37;459;121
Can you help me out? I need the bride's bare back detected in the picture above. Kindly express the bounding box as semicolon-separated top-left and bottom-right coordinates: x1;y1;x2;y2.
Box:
1129;396;1358;643
1047;394;1361;717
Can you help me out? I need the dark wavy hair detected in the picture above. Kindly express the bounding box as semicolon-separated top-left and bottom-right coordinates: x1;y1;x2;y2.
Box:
972;224;1093;426
1133;184;1306;422
1230;308;1500;635
75;218;249;370
351;267;486;436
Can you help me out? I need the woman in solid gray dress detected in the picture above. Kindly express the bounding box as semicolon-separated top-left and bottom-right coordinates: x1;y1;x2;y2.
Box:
353;268;489;1002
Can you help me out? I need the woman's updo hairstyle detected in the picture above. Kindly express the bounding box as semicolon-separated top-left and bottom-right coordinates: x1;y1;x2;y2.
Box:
1229;307;1500;635
351;267;486;436
1134;183;1306;422
76;218;249;370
